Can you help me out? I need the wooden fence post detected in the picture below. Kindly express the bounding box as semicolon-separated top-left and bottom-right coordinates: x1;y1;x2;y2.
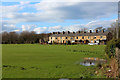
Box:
118;1;120;78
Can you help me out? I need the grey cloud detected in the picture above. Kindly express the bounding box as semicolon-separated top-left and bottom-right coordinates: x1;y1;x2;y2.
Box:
1;2;118;33
2;2;118;23
49;2;117;20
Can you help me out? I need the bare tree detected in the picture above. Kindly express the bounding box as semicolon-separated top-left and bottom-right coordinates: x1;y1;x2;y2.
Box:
1;31;52;44
8;32;19;44
2;32;9;44
107;21;119;38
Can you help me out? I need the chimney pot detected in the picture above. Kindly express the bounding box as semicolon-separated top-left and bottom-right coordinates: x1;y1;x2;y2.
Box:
90;30;92;33
78;31;80;33
73;32;75;34
52;32;55;34
57;32;60;34
96;30;98;33
67;31;70;34
63;31;65;34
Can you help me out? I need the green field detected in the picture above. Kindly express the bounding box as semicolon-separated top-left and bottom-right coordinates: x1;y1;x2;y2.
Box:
2;44;106;78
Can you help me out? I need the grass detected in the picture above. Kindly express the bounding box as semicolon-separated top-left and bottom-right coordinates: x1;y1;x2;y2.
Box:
2;44;106;78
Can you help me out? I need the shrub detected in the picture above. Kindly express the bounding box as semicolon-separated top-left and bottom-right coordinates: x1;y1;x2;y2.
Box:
105;38;120;58
116;39;120;49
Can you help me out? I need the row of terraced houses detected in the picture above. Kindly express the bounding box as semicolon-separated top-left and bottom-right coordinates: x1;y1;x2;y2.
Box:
48;30;113;45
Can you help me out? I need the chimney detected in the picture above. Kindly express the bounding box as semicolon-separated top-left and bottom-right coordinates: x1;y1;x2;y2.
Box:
90;30;92;33
67;31;70;34
62;31;65;34
102;29;104;33
52;32;55;34
96;30;98;33
78;31;80;33
73;32;75;34
57;32;60;34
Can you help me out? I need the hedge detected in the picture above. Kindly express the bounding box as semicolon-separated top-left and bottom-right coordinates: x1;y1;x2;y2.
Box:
105;38;120;58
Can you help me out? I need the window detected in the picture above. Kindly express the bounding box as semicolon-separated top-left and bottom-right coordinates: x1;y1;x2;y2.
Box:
88;36;90;39
76;37;78;39
71;37;73;39
94;41;96;43
94;36;96;39
82;36;84;39
66;37;67;39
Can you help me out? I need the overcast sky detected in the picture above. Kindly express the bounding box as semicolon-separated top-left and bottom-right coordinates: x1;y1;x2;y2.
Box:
1;0;118;33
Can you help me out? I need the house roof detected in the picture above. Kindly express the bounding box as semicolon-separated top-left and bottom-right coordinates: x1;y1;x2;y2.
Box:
49;32;109;37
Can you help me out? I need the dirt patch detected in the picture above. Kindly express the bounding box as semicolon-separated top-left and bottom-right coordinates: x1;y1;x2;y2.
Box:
3;65;42;70
71;49;98;54
3;65;10;68
106;58;118;78
3;65;27;70
95;58;118;78
20;67;26;70
3;65;17;68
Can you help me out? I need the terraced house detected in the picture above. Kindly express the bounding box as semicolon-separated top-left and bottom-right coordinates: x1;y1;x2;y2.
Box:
48;30;113;45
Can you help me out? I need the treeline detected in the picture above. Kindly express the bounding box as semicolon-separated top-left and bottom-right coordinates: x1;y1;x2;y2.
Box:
0;31;51;44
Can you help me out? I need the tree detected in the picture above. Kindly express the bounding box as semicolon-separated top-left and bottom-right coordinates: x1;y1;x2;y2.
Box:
0;31;54;44
2;32;9;44
19;31;32;43
107;21;119;38
8;32;19;44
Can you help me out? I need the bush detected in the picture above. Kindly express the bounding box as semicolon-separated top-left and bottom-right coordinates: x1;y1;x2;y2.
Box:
105;38;120;58
116;39;120;49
